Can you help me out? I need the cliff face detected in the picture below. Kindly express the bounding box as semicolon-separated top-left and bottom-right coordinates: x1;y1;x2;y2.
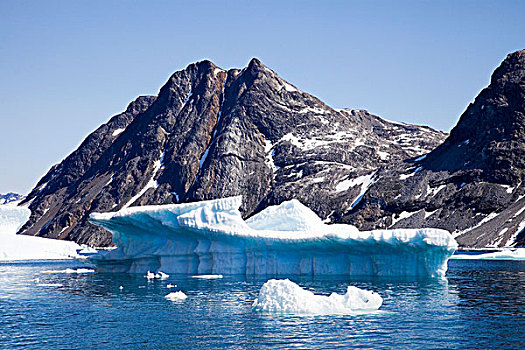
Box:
342;50;525;248
18;59;445;246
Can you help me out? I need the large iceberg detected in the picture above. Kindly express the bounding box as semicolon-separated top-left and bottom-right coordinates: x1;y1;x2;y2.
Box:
0;204;81;260
89;196;457;277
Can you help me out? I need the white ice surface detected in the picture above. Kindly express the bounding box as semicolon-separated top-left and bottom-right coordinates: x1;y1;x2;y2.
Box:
252;279;382;315
335;173;374;193
145;271;169;280
40;268;95;274
165;291;187;301
122;152;165;209
112;128;126;136
89;196;457;277
0;205;81;261
191;274;223;279
451;248;525;260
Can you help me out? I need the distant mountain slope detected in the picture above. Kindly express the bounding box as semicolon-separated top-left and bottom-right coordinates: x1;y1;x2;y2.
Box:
18;59;445;246
341;49;525;248
0;193;25;205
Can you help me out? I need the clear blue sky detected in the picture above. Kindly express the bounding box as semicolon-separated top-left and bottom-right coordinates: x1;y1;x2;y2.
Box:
1;1;523;194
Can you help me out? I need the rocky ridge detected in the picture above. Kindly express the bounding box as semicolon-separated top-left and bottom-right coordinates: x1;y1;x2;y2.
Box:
341;50;525;248
18;59;445;246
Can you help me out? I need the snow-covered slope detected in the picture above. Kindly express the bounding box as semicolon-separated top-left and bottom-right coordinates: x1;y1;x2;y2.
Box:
89;196;457;277
0;204;80;260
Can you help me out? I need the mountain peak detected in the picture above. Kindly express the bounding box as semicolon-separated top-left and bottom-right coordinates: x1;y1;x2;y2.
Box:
18;56;445;246
248;57;264;68
422;48;525;183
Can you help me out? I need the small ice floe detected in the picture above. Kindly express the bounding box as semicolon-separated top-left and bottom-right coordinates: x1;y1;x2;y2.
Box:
145;271;169;280
156;271;169;280
119;286;124;290
165;291;187;301
138;286;146;289
452;248;525;261
40;268;96;274
252;279;383;315
191;274;223;279
167;284;177;288
37;283;63;287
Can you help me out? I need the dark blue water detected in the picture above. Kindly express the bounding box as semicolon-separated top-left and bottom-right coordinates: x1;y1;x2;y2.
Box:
0;259;523;349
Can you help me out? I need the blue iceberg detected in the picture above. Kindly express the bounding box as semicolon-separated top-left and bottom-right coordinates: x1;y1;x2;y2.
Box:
88;196;457;277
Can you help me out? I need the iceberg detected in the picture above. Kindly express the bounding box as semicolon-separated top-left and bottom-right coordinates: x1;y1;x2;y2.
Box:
0;204;81;260
89;196;457;277
252;279;382;315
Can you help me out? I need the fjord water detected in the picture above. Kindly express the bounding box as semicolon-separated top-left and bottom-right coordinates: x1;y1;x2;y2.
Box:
0;260;523;349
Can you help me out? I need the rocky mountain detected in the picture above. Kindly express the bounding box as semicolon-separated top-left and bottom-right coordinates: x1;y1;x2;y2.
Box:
340;49;525;248
0;193;25;205
18;58;445;246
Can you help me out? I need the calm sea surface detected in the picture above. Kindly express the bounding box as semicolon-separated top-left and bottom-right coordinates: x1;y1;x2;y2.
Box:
0;259;523;349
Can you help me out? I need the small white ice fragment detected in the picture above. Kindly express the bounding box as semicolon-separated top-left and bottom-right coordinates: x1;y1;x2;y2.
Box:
165;291;187;301
40;268;95;274
146;270;169;280
191;274;223;279
167;284;177;288
119;286;124;290
155;271;169;280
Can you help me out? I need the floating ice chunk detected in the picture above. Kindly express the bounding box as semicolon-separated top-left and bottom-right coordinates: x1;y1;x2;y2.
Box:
156;271;169;280
119;286;124;290
252;279;382;315
167;284;177;288
451;248;525;260
146;270;169;279
191;274;223;279
89;196;457;277
165;291;187;301
40;268;95;274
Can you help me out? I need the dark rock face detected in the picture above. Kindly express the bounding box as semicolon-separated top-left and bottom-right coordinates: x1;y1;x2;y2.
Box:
18;59;445;246
0;193;24;205
341;50;525;248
